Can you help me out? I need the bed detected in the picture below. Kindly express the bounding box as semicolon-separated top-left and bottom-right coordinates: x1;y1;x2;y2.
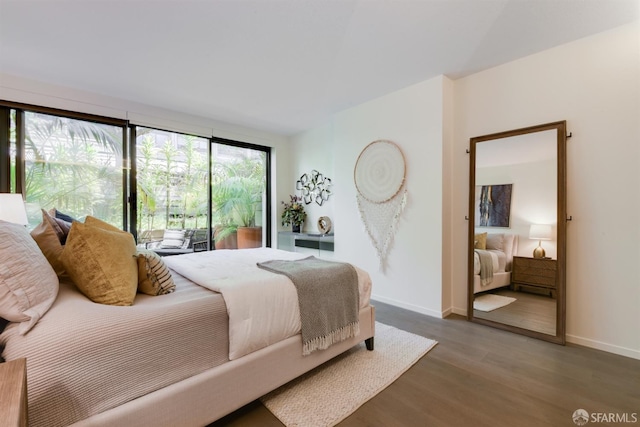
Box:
0;218;375;427
473;232;518;294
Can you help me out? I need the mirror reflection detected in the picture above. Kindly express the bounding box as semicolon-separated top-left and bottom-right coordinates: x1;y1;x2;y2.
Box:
468;123;566;342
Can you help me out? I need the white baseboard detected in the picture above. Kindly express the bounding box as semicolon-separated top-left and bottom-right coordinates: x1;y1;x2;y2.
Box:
371;294;445;319
567;334;640;361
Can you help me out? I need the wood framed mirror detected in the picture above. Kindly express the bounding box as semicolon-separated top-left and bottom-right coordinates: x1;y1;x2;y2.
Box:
467;121;567;344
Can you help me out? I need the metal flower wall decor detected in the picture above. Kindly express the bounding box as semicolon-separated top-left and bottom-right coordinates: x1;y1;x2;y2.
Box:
296;169;332;205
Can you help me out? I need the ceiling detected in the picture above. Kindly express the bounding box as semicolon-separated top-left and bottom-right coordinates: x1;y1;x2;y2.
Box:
0;0;638;136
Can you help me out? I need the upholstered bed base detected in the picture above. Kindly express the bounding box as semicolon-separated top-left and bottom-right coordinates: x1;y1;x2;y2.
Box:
473;271;511;294
71;305;375;427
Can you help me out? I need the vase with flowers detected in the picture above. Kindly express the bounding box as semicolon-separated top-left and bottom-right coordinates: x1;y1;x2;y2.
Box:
281;195;307;233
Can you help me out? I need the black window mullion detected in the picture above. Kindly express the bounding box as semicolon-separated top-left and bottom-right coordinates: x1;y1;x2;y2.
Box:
207;137;213;250
120;123;129;233
265;147;272;248
129;126;138;239
0;107;10;192
14;110;25;195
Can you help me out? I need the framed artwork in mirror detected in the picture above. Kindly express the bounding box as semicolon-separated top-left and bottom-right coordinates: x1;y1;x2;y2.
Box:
475;184;512;228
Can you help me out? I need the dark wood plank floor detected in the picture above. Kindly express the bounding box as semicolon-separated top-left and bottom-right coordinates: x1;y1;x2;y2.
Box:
474;289;556;335
211;300;640;427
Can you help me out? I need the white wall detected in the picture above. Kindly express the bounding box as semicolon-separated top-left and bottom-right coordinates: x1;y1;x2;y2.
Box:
452;22;640;359
290;76;449;317
283;123;335;233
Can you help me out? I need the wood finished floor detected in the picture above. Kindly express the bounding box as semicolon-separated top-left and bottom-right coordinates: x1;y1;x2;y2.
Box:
474;289;556;336
210;300;640;427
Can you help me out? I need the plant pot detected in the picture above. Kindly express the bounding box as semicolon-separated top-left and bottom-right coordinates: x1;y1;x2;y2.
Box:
292;223;301;233
237;226;262;249
213;225;238;250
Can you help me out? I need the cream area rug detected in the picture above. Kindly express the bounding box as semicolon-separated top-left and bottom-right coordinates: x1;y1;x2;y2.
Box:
474;294;517;312
260;322;437;427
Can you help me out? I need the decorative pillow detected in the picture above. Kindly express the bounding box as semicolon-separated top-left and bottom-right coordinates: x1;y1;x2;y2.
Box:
84;215;122;233
47;209;72;244
0;220;59;334
40;208;66;244
30;210;66;276
60;221;138;306
51;208;76;223
160;229;186;249
136;249;176;296
474;232;487;249
486;233;505;251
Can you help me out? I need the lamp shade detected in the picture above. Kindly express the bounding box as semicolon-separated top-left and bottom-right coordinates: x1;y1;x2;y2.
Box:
529;224;552;241
0;193;29;225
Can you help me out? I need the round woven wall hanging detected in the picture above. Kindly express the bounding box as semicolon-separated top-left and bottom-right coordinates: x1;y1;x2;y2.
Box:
354;140;406;203
354;140;407;270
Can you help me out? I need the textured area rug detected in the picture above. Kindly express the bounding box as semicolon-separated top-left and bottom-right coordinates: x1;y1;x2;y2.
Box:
260;322;437;427
474;294;517;312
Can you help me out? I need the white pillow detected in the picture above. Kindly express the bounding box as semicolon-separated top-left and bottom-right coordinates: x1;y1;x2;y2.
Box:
160;229;185;249
0;220;59;334
486;233;505;251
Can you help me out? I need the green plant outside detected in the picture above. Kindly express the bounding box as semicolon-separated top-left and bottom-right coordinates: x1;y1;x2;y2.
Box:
211;156;265;243
20;111;124;227
14;113;266;247
135;129;209;234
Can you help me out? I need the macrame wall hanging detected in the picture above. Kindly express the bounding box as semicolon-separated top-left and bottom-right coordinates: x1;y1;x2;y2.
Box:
354;140;407;269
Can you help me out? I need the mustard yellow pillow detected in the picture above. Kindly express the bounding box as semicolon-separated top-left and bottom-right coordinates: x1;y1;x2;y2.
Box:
60;221;138;306
30;209;66;276
474;232;487;250
84;215;123;233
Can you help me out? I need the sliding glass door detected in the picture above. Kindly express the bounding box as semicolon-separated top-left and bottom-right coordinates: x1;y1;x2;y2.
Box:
211;139;269;249
133;127;210;251
1;102;272;250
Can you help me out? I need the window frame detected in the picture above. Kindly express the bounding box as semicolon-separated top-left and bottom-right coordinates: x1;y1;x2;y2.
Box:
0;101;272;249
0;101;129;229
211;135;272;249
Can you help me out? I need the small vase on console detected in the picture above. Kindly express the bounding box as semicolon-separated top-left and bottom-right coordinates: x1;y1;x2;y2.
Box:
292;223;302;233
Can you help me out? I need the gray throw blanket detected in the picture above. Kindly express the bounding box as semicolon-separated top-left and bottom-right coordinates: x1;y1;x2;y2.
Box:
257;256;360;356
475;249;494;286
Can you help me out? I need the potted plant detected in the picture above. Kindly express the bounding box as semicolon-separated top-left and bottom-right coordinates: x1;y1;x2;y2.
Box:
281;195;307;232
212;160;265;249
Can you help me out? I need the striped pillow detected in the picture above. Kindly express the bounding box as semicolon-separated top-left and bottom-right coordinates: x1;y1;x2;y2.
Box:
136;249;176;296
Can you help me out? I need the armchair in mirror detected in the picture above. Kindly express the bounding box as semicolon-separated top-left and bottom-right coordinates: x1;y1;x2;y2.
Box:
467;121;567;344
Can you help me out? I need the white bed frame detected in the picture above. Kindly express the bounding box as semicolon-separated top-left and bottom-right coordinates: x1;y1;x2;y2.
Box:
473;271;511;294
72;305;375;426
473;233;519;295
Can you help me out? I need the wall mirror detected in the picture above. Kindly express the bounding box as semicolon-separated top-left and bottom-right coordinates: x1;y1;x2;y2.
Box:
467;121;567;344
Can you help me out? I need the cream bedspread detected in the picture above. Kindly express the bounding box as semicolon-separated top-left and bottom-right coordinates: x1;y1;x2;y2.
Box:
162;248;372;360
473;249;507;275
0;275;229;427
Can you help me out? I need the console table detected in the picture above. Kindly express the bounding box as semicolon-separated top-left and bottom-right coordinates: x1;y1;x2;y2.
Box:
277;231;334;258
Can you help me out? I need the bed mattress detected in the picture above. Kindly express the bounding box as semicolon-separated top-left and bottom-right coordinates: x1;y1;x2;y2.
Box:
0;274;229;427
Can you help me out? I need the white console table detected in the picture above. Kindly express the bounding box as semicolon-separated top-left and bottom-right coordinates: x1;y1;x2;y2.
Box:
277;231;334;258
